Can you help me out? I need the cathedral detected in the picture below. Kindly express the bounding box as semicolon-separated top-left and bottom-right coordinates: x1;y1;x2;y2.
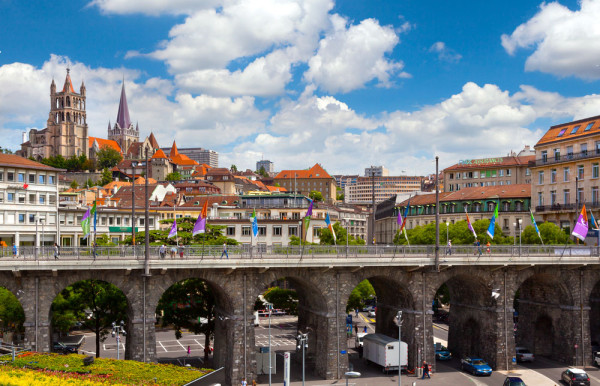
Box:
18;69;89;160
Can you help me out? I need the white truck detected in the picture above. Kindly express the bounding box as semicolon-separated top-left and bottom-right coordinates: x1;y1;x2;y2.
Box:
362;333;408;373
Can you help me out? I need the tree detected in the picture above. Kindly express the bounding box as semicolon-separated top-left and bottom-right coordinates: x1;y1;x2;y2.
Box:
256;166;268;178
230;164;238;173
124;218;238;246
393;219;512;245
166;172;183;181
336;192;344;201
0;147;13;154
84;178;95;188
346;280;375;313
320;222;365;245
262;287;298;315
69;180;79;189
309;191;324;202
99;168;112;186
156;279;215;362
64;154;88;172
41;155;67;169
0;288;24;336
521;222;572;244
96;145;123;170
51;280;128;358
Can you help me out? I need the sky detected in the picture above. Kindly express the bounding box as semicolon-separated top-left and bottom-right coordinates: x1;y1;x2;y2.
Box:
2;0;600;176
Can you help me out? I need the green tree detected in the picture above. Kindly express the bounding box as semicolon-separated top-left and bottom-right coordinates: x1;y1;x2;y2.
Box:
256;166;268;178
346;280;375;313
96;146;123;170
124;218;238;246
156;279;215;362
65;154;88;172
320;222;365;245
230;164;238;172
70;180;79;189
51;280;128;358
41;155;67;169
166;172;183;181
84;178;95;188
98;168;112;186
262;287;298;315
0;147;13;154
393;219;512;245
309;191;324;202
0;288;24;336
521;222;572;244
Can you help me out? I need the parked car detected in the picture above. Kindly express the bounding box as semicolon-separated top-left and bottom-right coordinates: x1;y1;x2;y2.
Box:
355;332;367;348
515;347;535;362
503;376;526;386
561;368;590;386
52;342;77;354
367;309;376;317
460;357;492;376
435;345;452;361
594;353;600;367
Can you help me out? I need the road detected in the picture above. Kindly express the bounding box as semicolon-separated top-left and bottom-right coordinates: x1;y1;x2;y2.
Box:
72;312;598;385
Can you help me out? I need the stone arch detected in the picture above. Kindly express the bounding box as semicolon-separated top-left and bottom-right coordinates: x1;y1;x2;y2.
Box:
513;271;574;364
589;279;600;359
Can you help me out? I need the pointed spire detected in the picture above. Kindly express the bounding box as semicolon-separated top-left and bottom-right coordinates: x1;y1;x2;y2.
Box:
116;80;132;129
107;121;111;133
148;132;160;149
169;140;179;158
62;68;75;93
136;121;139;132
80;80;86;95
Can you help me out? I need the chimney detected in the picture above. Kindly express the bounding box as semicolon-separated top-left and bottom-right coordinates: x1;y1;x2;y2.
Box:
22;131;28;144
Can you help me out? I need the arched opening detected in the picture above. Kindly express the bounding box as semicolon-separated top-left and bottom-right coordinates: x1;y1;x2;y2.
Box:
155;278;228;370
0;286;25;346
589;281;600;359
514;273;572;364
49;279;129;358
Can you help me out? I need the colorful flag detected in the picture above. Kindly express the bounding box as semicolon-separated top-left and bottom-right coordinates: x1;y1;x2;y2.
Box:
92;201;97;234
81;206;91;239
23;184;28;190
465;208;477;239
193;200;208;236
572;205;589;241
486;201;499;239
168;219;177;239
590;210;599;231
305;200;313;217
397;206;403;225
325;212;336;242
399;197;411;233
251;208;258;237
530;210;543;243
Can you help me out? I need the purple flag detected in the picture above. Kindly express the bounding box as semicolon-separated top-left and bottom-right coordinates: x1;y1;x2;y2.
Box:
572;205;588;241
305;200;313;217
193;217;206;236
397;207;403;225
168;219;177;239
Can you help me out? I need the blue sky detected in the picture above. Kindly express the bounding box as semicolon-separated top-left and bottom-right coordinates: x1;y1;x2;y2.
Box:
2;0;600;175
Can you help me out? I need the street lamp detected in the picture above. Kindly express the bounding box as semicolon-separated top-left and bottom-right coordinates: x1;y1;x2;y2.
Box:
345;371;361;386
111;320;126;360
397;311;402;386
518;218;522;258
266;302;273;386
513;222;517;247
296;333;308;386
445;221;449;254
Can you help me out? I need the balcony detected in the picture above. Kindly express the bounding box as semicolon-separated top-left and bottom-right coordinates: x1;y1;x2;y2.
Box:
535;202;600;212
535;150;599;167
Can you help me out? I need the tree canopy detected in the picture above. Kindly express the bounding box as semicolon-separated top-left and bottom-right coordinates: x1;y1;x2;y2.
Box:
99;168;112;186
166;172;182;181
260;287;298;315
394;219;512;245
124;217;238;246
346;280;375;313
309;191;324;202
96;146;123;170
0;288;24;335
319;222;365;245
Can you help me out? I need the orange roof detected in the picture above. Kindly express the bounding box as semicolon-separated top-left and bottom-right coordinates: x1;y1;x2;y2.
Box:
134;177;157;184
169;141;179;158
266;185;287;192
171;153;198;166
397;184;531;207
63;72;75;93
0;154;63;171
536;115;600;147
151;149;168;159
103;180;131;190
274;163;332;179
89;137;122;153
445;155;535;170
148;132;160;149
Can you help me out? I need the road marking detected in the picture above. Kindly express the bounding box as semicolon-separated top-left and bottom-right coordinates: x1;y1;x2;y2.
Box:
459;372;488;386
158;341;167;352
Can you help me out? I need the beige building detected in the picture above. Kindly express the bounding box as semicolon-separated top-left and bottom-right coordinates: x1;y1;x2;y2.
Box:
344;175;422;205
532;115;600;232
18;69;88;160
274;164;337;203
444;147;535;192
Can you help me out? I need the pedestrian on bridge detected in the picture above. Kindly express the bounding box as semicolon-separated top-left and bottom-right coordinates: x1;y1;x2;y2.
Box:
53;243;59;260
178;245;185;259
221;243;229;259
446;239;452;255
486;241;491;256
170;246;176;259
12;244;17;258
159;244;166;259
475;240;482;257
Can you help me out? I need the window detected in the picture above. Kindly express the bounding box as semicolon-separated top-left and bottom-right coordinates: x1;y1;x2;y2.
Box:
473;171;479;178
585;122;595;132
288;226;298;236
578;165;585;179
101;216;106;225
578;188;584;204
242;226;251;236
557;128;566;137
491;170;497;177
49;195;56;205
506;169;512;176
18;194;25;204
564;167;570;182
76;215;82;224
551;169;557;183
538;171;544;184
554;148;560;160
541;151;548;162
28;174;35;183
596;141;600;155
515;202;523;211
582;143;588;156
226;226;235;236
29;214;35;223
550;191;556;205
17;173;24;182
594;163;600;179
116;217;121;225
313;226;321;237
109;217;114;225
570;125;581;135
567;146;574;158
0;171;3;182
593;187;599;205
273;226;282;236
38;175;45;184
499;169;504;177
538;192;543;206
564;189;570;205
7;172;14;181
487;202;495;211
526;168;530;176
18;214;25;224
502;202;510;211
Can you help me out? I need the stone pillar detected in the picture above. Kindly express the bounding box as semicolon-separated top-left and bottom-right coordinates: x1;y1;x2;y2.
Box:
22;275;52;353
124;276;156;362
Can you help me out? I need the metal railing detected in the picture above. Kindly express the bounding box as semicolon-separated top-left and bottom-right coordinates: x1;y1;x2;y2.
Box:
1;245;599;261
535;150;600;167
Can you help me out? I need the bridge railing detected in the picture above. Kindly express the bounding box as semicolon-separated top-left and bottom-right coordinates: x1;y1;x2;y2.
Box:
0;245;599;260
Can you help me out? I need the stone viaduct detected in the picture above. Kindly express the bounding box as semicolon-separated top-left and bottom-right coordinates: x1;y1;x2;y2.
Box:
1;251;600;385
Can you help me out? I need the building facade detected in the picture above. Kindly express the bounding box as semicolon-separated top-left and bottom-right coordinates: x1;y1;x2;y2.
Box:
0;155;62;247
256;160;274;174
364;165;389;177
444;148;534;192
18;69;88;160
274;164;337;203
160;147;219;168
344;175;423;205
531;115;600;233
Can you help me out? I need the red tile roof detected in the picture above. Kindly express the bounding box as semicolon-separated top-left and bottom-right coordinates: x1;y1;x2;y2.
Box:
0;154;63;171
151;149;168;159
89;137;122;153
274;163;333;179
536;115;600;147
445;155;534;170
397;184;531;206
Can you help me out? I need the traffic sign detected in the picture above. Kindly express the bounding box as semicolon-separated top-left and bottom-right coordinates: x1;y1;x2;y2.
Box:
512;357;516;363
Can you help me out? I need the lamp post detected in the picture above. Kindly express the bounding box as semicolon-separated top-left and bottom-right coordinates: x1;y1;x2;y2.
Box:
296;333;308;386
130;163;137;258
111;320;126;360
513;222;517;247
266;302;273;386
40;218;45;257
397;311;402;386
518;218;522;258
345;371;361;386
445;221;449;252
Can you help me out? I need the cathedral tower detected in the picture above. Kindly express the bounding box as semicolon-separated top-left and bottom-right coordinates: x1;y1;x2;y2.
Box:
108;81;139;154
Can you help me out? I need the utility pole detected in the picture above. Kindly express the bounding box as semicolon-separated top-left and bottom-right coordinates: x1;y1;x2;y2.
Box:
435;156;440;272
371;170;375;245
131;166;136;257
144;150;150;276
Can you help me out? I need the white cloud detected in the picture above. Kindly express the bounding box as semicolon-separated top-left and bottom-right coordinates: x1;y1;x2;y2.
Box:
89;0;221;16
304;15;405;93
429;42;462;63
501;0;600;79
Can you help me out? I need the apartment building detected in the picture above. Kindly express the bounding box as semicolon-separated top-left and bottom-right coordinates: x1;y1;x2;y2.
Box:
444;147;534;192
0;154;61;247
274;164;337;203
344;175;422;205
531;115;600;231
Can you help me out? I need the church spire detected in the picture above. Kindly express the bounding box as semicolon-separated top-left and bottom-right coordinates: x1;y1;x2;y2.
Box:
62;68;75;93
116;80;131;129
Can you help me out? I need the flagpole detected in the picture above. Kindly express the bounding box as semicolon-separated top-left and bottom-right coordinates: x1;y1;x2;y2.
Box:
174;203;178;247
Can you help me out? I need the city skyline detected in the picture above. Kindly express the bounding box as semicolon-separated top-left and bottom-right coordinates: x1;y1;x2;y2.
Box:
1;0;600;175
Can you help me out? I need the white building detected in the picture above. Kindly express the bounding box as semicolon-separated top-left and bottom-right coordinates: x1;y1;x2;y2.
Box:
0;154;61;247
